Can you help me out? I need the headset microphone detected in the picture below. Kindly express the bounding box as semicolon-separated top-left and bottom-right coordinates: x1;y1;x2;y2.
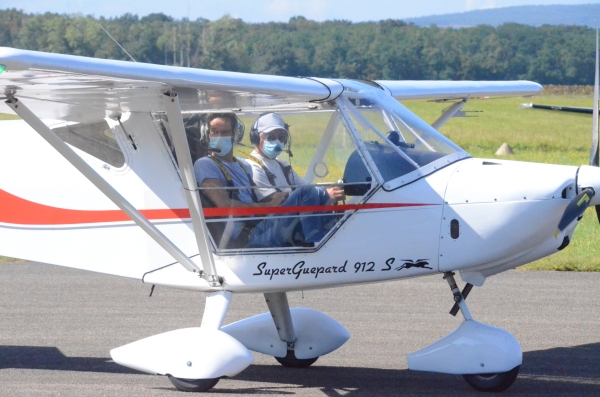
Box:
285;124;293;157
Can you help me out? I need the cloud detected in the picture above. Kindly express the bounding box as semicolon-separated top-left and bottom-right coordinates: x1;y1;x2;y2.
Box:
465;0;497;11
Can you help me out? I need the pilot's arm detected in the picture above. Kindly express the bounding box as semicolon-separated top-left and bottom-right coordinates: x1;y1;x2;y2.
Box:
250;158;345;203
200;178;287;208
287;162;345;202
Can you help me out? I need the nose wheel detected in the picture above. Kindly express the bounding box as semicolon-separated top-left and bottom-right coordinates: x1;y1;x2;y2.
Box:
441;272;521;393
462;366;520;392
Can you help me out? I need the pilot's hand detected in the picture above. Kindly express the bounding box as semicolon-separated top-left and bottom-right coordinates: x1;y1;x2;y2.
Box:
327;186;346;203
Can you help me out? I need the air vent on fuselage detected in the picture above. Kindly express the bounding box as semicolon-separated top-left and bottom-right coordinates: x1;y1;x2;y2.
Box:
450;219;460;239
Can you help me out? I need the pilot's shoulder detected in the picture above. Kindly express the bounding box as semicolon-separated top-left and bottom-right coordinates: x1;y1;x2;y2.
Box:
242;157;262;171
194;156;215;168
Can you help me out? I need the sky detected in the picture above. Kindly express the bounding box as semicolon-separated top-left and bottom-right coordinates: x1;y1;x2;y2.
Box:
3;0;600;22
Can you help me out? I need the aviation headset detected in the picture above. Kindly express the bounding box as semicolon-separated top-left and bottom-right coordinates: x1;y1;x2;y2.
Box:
249;112;293;157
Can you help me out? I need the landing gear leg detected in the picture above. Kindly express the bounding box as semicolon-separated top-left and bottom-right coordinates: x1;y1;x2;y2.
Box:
264;292;319;368
442;272;473;321
442;272;520;392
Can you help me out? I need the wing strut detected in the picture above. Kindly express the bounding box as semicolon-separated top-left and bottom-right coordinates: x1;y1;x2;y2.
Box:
163;90;220;286
4;96;203;276
431;99;467;130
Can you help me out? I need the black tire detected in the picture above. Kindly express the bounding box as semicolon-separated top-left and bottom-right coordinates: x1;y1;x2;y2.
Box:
275;350;319;368
168;375;219;392
462;365;520;392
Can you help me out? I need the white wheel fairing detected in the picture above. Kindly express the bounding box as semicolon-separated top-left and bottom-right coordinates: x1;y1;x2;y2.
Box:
110;328;253;379
407;320;522;375
221;308;350;359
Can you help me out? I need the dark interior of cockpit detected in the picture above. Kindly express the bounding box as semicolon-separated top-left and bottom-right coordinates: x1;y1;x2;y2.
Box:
342;139;446;195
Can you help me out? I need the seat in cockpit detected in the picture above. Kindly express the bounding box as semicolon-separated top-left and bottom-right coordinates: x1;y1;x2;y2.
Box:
343;141;445;193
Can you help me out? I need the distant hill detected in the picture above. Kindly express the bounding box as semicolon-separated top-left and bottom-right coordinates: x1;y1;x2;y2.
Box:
406;4;600;28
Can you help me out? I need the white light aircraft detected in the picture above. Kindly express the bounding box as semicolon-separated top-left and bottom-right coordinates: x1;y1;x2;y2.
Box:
0;33;598;393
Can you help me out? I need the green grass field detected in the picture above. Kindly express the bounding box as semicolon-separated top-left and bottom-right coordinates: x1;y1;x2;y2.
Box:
1;92;598;270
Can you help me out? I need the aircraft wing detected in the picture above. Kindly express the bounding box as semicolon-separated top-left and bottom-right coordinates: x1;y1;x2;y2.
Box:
0;48;543;123
375;80;542;100
0;47;335;123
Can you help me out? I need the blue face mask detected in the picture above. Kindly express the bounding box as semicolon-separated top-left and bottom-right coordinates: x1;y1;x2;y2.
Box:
209;137;232;157
262;140;285;159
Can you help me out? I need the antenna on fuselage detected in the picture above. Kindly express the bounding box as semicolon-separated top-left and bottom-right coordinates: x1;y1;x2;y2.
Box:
97;23;137;63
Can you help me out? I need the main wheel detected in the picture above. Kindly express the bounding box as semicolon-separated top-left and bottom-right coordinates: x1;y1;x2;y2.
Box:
168;375;219;392
462;365;520;392
274;350;319;368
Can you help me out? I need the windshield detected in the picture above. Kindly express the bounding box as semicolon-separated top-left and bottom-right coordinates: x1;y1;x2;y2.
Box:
338;80;467;185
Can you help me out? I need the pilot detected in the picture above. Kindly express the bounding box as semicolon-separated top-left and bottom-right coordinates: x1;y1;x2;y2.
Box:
193;113;332;248
246;112;346;204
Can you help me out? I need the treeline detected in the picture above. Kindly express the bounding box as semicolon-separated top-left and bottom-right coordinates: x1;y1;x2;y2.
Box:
0;9;597;85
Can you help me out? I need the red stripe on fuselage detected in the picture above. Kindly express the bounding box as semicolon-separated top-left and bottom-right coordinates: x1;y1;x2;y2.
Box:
0;188;432;225
0;188;190;225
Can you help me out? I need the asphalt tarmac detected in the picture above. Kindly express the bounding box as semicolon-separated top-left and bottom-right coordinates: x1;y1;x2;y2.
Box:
0;262;599;396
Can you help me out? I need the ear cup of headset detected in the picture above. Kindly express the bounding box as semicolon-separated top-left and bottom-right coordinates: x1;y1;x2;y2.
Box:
200;120;208;141
234;120;245;144
249;119;261;146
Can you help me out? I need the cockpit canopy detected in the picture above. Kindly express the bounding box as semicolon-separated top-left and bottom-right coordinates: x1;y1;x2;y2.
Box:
337;80;467;191
150;81;470;253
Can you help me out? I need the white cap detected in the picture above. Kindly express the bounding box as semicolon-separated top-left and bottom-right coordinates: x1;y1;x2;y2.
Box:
254;113;288;133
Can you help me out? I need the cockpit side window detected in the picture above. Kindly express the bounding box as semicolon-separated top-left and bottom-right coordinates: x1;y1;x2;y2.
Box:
153;113;208;166
340;94;419;183
389;101;463;157
51;120;125;168
338;86;465;184
154;107;376;254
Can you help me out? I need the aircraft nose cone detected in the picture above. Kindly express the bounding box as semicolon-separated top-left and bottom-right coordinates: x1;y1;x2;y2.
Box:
577;165;600;206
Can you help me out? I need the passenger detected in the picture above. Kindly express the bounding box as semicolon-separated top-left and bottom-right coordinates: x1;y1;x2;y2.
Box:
193;113;333;248
246;112;346;204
